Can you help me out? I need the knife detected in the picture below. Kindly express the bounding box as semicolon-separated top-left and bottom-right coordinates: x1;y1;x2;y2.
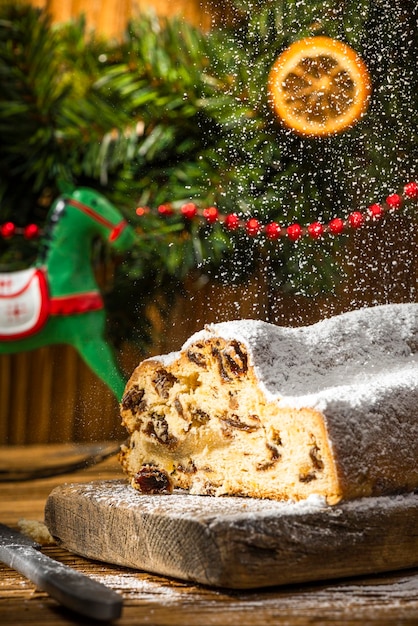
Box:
0;523;123;621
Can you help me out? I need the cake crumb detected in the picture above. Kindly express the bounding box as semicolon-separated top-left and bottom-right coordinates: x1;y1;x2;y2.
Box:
18;519;56;545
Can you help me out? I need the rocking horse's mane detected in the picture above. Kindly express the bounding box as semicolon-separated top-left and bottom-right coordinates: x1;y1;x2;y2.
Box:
38;197;67;264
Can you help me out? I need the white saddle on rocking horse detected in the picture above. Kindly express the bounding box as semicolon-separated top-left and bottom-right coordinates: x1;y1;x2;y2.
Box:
0;267;49;340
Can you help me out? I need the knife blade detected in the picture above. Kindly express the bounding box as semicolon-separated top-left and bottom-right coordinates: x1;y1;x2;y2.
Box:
0;523;123;621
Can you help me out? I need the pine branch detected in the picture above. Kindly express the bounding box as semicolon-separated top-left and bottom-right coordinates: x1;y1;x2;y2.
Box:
0;1;416;305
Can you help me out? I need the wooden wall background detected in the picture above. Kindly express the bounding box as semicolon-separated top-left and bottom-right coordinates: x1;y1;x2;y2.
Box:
0;0;416;445
12;0;213;36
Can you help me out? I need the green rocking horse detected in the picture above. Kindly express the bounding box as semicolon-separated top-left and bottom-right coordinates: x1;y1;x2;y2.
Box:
0;187;136;400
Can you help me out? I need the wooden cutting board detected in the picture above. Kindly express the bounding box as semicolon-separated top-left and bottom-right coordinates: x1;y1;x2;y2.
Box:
44;479;418;589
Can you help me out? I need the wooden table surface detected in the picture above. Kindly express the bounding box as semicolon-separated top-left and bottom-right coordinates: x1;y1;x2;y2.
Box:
2;444;418;625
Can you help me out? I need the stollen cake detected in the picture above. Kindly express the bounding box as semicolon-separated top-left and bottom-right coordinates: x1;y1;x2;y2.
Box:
119;303;418;504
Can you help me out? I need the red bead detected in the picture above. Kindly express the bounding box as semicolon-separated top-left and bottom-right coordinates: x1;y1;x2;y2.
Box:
136;206;149;216
181;202;198;219
328;218;345;234
404;182;418;199
386;194;402;210
348;211;365;228
157;204;174;216
224;213;240;230
368;203;383;219
286;223;302;241
203;206;218;223
307;221;323;239
245;218;261;236
0;222;16;238
265;222;281;239
24;224;40;239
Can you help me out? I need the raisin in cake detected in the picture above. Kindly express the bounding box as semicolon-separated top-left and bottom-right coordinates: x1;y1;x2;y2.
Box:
119;303;418;504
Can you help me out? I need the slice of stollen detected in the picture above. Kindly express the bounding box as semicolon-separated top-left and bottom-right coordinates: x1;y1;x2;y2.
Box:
119;303;418;504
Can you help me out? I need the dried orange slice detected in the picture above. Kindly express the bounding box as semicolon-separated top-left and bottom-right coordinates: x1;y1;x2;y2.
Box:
268;36;372;137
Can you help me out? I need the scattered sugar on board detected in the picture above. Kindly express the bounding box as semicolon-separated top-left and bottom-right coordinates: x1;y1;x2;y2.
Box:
247;576;418;614
89;572;188;602
89;568;418;616
64;479;418;519
67;480;328;516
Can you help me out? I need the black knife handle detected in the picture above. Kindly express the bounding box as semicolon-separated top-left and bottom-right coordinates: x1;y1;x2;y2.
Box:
1;544;123;621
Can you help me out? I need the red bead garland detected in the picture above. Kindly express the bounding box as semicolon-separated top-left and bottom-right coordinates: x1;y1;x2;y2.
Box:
24;224;41;239
4;181;416;244
328;217;344;234
180;202;198;219
386;194;402;210
135;181;417;245
0;222;16;238
203;206;219;223
224;213;240;230
0;222;41;239
245;218;261;236
307;221;323;239
265;222;281;239
287;223;302;241
404;182;418;198
348;211;364;229
368;203;383;219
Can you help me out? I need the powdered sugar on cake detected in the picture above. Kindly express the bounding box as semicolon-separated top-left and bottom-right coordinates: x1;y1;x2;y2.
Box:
182;303;418;403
